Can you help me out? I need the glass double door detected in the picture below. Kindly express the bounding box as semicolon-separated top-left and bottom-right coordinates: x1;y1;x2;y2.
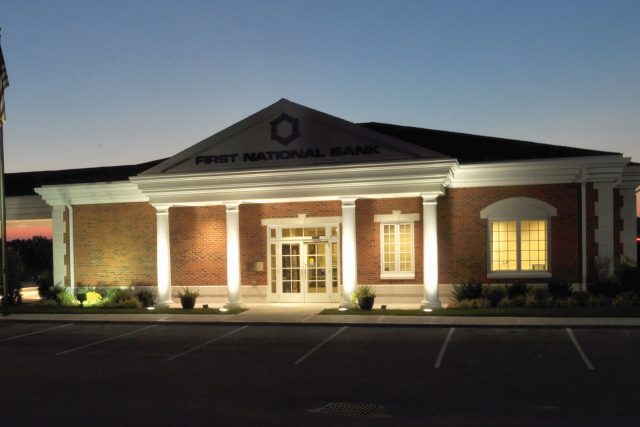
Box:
273;241;336;302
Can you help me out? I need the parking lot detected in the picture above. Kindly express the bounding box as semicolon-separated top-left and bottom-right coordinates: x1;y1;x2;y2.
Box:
1;322;639;426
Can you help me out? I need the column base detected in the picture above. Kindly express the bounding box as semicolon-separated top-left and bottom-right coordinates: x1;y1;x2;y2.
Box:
155;298;175;308
420;300;442;310
223;301;246;310
339;301;356;309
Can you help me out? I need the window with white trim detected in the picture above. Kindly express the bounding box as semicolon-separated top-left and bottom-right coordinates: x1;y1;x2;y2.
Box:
480;197;556;278
490;219;548;272
374;211;419;279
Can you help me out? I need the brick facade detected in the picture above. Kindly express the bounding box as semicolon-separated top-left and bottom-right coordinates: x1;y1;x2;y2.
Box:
69;184;592;291
170;206;227;287
73;203;157;286
356;198;423;284
438;184;583;284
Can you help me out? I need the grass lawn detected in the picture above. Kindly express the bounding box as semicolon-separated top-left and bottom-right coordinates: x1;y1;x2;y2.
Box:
320;306;640;317
5;304;246;315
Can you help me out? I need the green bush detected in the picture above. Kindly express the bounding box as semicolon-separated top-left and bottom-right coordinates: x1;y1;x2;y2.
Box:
568;291;589;307
37;270;54;299
586;294;610;307
482;285;506;307
505;281;529;299
457;298;490;309
547;280;573;299
498;296;526;308
135;289;155;307
452;280;484;301
58;291;79;306
612;291;640;307
525;287;552;308
101;288;142;308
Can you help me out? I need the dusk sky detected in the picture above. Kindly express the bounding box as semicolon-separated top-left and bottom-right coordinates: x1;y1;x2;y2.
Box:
1;2;639;204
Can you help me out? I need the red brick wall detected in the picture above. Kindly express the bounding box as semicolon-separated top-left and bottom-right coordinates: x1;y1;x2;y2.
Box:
73;203;156;286
438;184;582;284
356;198;423;284
169;206;227;287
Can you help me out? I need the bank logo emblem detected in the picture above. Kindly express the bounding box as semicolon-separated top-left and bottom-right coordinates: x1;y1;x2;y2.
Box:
270;113;300;146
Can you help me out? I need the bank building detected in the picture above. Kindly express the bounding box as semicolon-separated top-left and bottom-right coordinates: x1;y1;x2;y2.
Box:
7;99;640;308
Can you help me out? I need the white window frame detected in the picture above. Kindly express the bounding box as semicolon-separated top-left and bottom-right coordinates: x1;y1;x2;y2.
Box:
480;197;557;279
374;211;419;280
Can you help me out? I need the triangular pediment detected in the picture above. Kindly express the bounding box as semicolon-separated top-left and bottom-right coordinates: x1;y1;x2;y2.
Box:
143;99;449;174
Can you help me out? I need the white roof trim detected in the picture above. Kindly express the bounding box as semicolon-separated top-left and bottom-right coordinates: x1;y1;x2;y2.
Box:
35;181;148;206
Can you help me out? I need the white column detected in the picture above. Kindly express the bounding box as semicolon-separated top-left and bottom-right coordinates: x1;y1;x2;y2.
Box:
155;205;174;307
594;182;615;274
421;195;441;309
340;197;357;308
224;202;244;308
620;188;637;263
51;205;67;288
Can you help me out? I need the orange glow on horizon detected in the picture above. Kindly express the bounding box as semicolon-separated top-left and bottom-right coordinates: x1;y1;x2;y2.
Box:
6;219;52;241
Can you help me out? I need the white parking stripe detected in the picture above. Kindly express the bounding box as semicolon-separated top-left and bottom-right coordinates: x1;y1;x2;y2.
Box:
168;325;249;361
434;327;455;368
294;326;347;365
0;323;73;342
566;328;595;370
55;324;158;356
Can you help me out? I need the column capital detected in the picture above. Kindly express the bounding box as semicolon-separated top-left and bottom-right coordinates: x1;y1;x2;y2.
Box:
223;201;242;212
153;204;172;215
421;191;443;204
339;196;357;208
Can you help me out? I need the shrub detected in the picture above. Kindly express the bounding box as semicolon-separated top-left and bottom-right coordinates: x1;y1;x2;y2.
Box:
452;280;484;301
458;298;490;309
135;289;155;307
505;281;529;299
84;291;103;306
58;291;79;306
37;271;54;299
525;287;552;308
178;287;200;299
498;296;526;308
101;288;142;308
568;291;589;307
547;280;573;299
587;294;610;307
612;292;640;307
482;285;506;307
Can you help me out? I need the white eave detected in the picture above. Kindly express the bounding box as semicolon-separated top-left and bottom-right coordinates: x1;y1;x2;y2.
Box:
449;155;632;188
35;181;148;206
130;159;459;205
6;195;52;220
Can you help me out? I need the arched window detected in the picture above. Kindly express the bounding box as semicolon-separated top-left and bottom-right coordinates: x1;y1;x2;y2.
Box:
480;197;557;278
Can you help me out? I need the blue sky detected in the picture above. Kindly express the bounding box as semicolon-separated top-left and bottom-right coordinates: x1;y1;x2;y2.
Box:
1;0;639;175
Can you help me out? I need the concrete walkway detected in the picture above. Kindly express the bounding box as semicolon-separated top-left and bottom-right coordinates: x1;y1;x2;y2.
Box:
2;303;640;327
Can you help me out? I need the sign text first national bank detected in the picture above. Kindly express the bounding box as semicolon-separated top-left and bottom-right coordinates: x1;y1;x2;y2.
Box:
195;144;380;165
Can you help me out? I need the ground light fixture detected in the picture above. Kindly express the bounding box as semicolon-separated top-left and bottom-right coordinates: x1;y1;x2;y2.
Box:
423;308;433;312
219;307;229;312
338;307;348;312
146;306;155;311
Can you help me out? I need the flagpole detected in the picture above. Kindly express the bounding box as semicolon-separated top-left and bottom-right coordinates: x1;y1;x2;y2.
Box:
0;123;7;316
0;27;8;316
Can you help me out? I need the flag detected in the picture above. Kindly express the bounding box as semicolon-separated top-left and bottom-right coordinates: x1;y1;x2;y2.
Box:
0;42;9;125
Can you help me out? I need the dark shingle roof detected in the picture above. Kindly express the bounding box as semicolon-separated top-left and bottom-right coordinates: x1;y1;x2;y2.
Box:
5;123;624;197
5;159;165;197
359;122;620;164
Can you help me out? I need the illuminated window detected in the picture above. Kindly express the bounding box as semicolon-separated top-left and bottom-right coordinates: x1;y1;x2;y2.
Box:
380;222;414;279
481;197;556;278
490;220;547;272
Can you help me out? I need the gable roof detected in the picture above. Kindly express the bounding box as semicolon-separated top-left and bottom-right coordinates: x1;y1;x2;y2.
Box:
359;122;620;164
143;98;448;174
6;159;165;197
